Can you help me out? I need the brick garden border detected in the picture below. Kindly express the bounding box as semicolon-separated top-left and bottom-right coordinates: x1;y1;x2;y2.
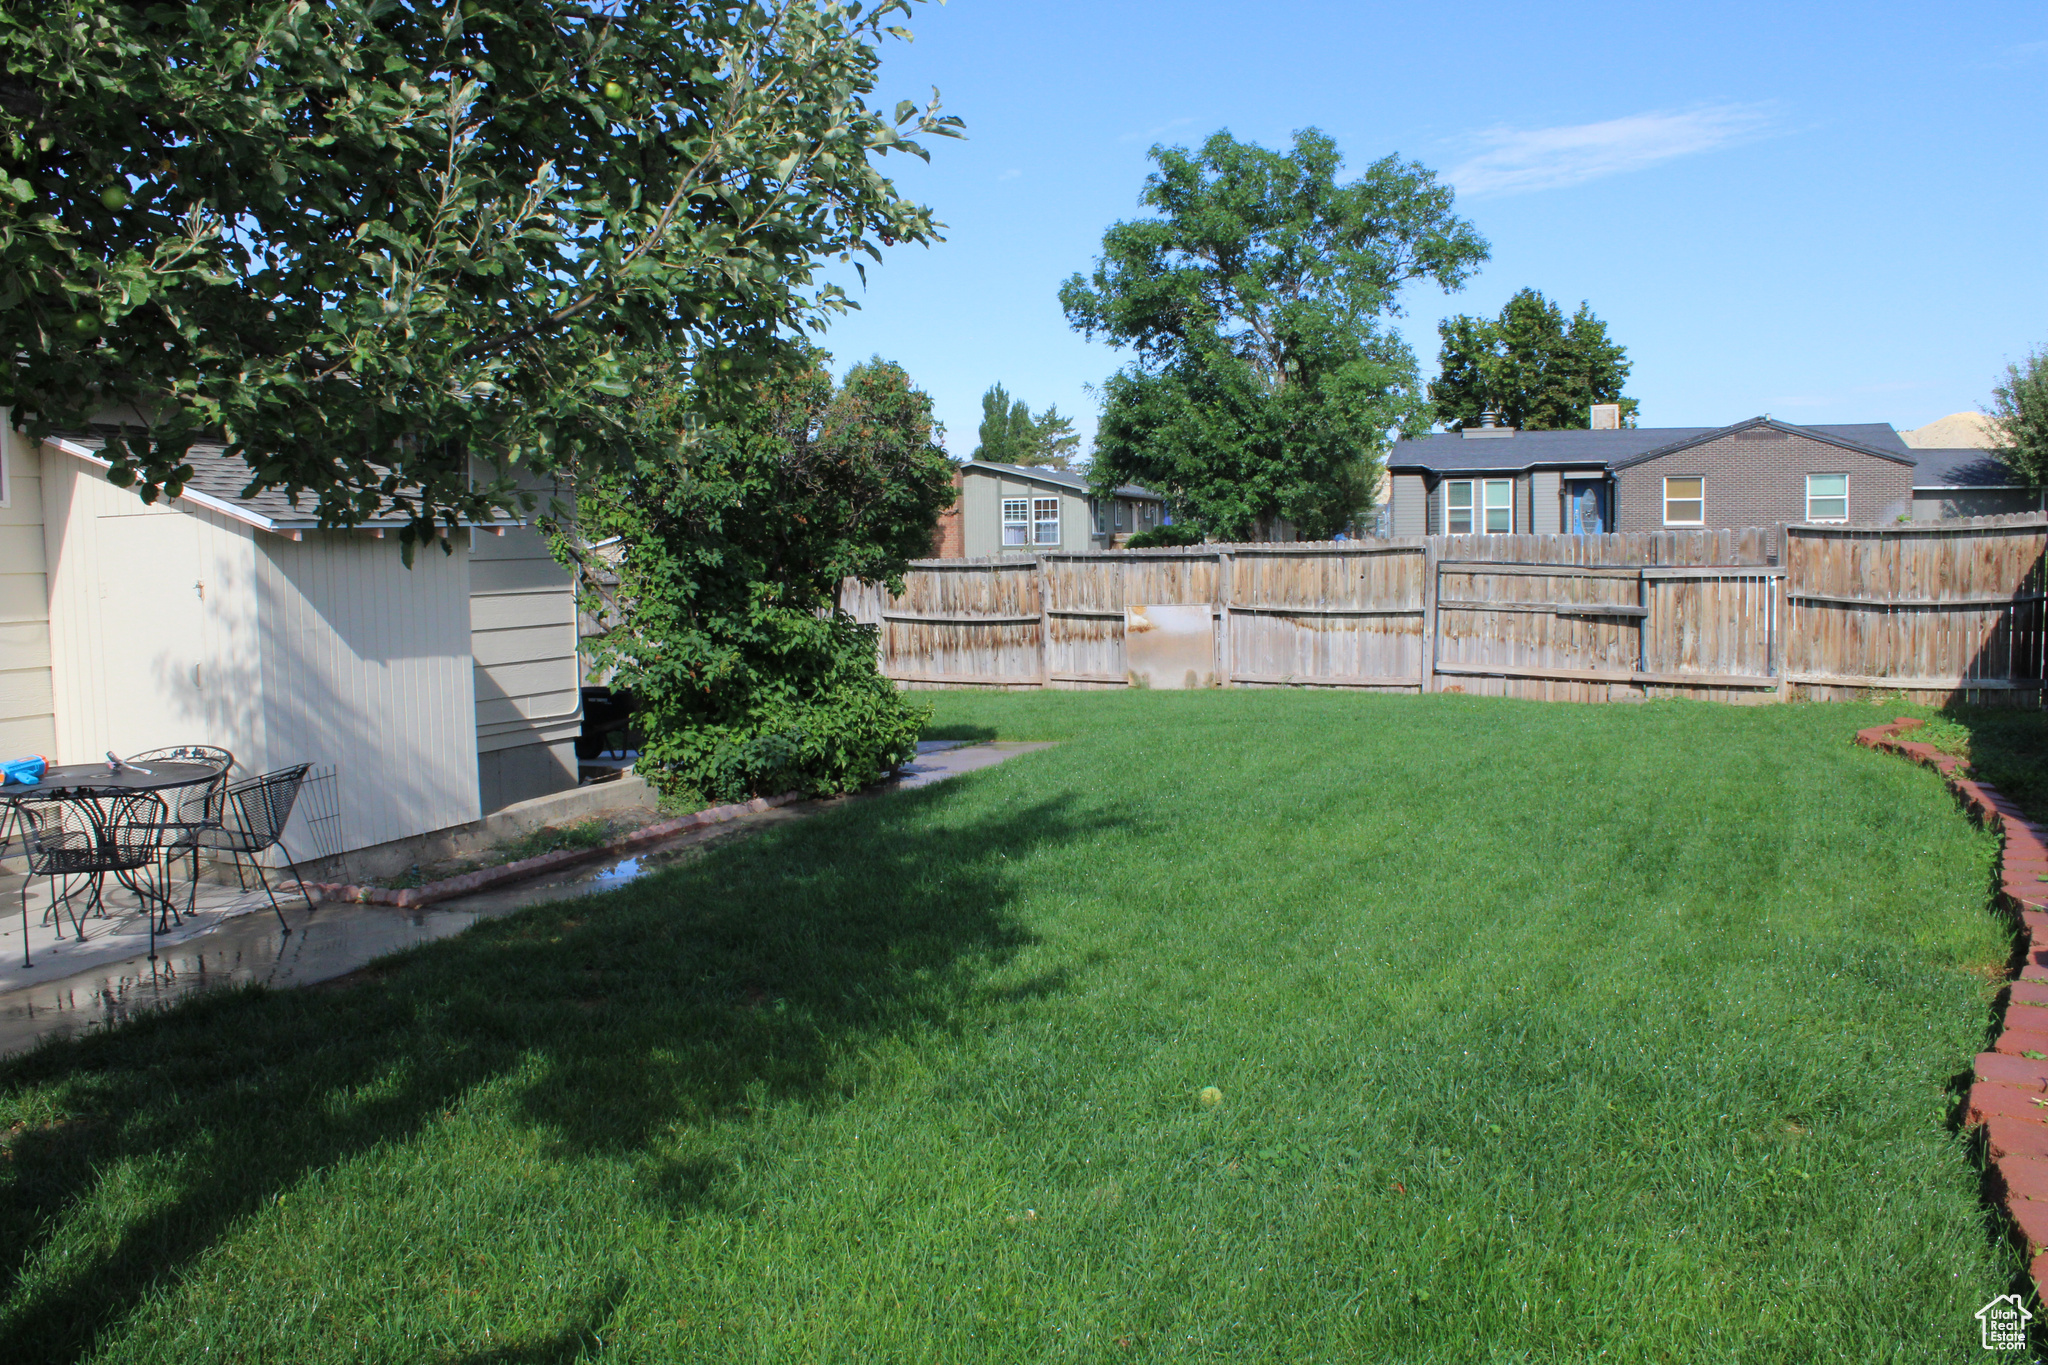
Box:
303;792;802;910
1857;717;2048;1299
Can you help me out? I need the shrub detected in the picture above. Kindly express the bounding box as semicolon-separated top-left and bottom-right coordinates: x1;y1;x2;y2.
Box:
1124;522;1203;548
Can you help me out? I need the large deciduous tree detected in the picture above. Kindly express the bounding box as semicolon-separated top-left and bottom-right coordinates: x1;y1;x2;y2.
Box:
567;350;955;802
1430;289;1637;431
1060;128;1486;540
1990;346;2048;486
0;0;959;549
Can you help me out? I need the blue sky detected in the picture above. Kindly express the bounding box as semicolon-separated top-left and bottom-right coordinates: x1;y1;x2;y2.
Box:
812;0;2046;456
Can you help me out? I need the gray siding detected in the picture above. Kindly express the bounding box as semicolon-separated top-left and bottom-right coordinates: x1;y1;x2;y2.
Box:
1531;470;1562;534
1913;488;2041;521
1389;473;1427;537
470;519;580;812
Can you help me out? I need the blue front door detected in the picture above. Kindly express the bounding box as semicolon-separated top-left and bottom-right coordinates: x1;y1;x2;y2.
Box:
1566;480;1608;535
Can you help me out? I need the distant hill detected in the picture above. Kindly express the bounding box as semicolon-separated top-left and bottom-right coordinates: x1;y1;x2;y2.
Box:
1901;412;2001;449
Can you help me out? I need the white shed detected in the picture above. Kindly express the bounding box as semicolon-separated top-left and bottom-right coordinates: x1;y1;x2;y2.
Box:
14;434;583;863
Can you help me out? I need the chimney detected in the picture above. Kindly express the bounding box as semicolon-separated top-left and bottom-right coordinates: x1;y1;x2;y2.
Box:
1461;408;1516;439
1589;404;1621;430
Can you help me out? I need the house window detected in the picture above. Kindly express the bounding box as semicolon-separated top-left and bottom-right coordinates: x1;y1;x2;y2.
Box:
1033;497;1060;545
1091;499;1107;536
1806;473;1848;523
1663;476;1705;526
1444;478;1513;534
1114;500;1127;531
1002;498;1030;547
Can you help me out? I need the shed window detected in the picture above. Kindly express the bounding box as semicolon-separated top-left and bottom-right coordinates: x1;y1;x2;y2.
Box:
1806;473;1848;523
1033;497;1060;546
1445;478;1512;534
1663;476;1705;526
1001;498;1030;547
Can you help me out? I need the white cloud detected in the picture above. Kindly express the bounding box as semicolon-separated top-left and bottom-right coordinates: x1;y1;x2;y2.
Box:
1446;103;1776;198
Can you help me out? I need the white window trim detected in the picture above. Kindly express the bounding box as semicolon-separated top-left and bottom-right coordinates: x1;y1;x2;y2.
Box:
1091;498;1107;536
1806;473;1849;524
1663;475;1706;527
1444;478;1514;535
1001;497;1030;547
1032;496;1060;546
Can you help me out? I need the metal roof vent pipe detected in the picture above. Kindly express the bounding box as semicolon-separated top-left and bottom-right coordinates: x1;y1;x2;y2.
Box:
1461;408;1516;439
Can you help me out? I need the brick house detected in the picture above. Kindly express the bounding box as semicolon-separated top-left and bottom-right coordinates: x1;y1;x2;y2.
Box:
1384;415;1920;539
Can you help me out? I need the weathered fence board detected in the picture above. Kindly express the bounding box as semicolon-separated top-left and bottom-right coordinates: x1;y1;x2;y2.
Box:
1782;516;2048;704
844;520;2048;706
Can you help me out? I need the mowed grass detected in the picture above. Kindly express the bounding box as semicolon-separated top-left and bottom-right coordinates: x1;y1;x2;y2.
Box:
0;692;2026;1362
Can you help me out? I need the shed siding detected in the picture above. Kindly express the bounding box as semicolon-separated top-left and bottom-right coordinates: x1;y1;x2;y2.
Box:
43;449;265;767
256;530;480;854
0;426;53;754
1614;432;1914;532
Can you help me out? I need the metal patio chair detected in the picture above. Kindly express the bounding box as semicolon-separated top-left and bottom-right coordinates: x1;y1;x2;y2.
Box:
13;792;178;966
128;746;235;915
194;764;312;931
129;744;237;774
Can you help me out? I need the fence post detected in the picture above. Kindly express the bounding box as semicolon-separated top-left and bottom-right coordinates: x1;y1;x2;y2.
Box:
1035;555;1051;689
1773;536;1793;703
1419;538;1440;693
1217;549;1235;687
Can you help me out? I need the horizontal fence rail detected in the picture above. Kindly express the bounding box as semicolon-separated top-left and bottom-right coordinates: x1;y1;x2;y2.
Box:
842;516;2048;706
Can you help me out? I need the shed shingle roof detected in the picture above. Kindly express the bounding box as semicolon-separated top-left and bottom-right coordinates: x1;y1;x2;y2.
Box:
47;433;520;532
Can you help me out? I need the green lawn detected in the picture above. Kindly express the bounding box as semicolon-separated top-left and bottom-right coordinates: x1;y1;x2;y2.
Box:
0;692;2028;1362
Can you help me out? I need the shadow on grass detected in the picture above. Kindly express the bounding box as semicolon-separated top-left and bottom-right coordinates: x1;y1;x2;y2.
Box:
0;784;1124;1364
1941;705;2048;815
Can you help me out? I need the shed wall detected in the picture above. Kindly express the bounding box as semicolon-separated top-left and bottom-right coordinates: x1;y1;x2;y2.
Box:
256;531;480;854
43;448;265;766
0;425;53;754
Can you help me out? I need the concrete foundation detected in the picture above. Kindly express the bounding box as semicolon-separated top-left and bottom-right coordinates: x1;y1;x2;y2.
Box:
478;738;579;814
297;770;656;886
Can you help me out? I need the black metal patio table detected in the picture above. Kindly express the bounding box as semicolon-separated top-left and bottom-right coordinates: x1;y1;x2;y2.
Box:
3;760;229;960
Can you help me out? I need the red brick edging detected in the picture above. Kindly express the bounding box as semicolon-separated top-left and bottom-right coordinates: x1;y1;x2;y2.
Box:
303;791;803;910
1858;718;2048;1296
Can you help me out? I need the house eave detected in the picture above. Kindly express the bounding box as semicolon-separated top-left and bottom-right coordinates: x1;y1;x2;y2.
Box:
45;437;526;535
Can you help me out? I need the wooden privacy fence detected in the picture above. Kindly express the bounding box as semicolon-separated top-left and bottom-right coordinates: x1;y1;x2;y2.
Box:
842;516;2048;705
